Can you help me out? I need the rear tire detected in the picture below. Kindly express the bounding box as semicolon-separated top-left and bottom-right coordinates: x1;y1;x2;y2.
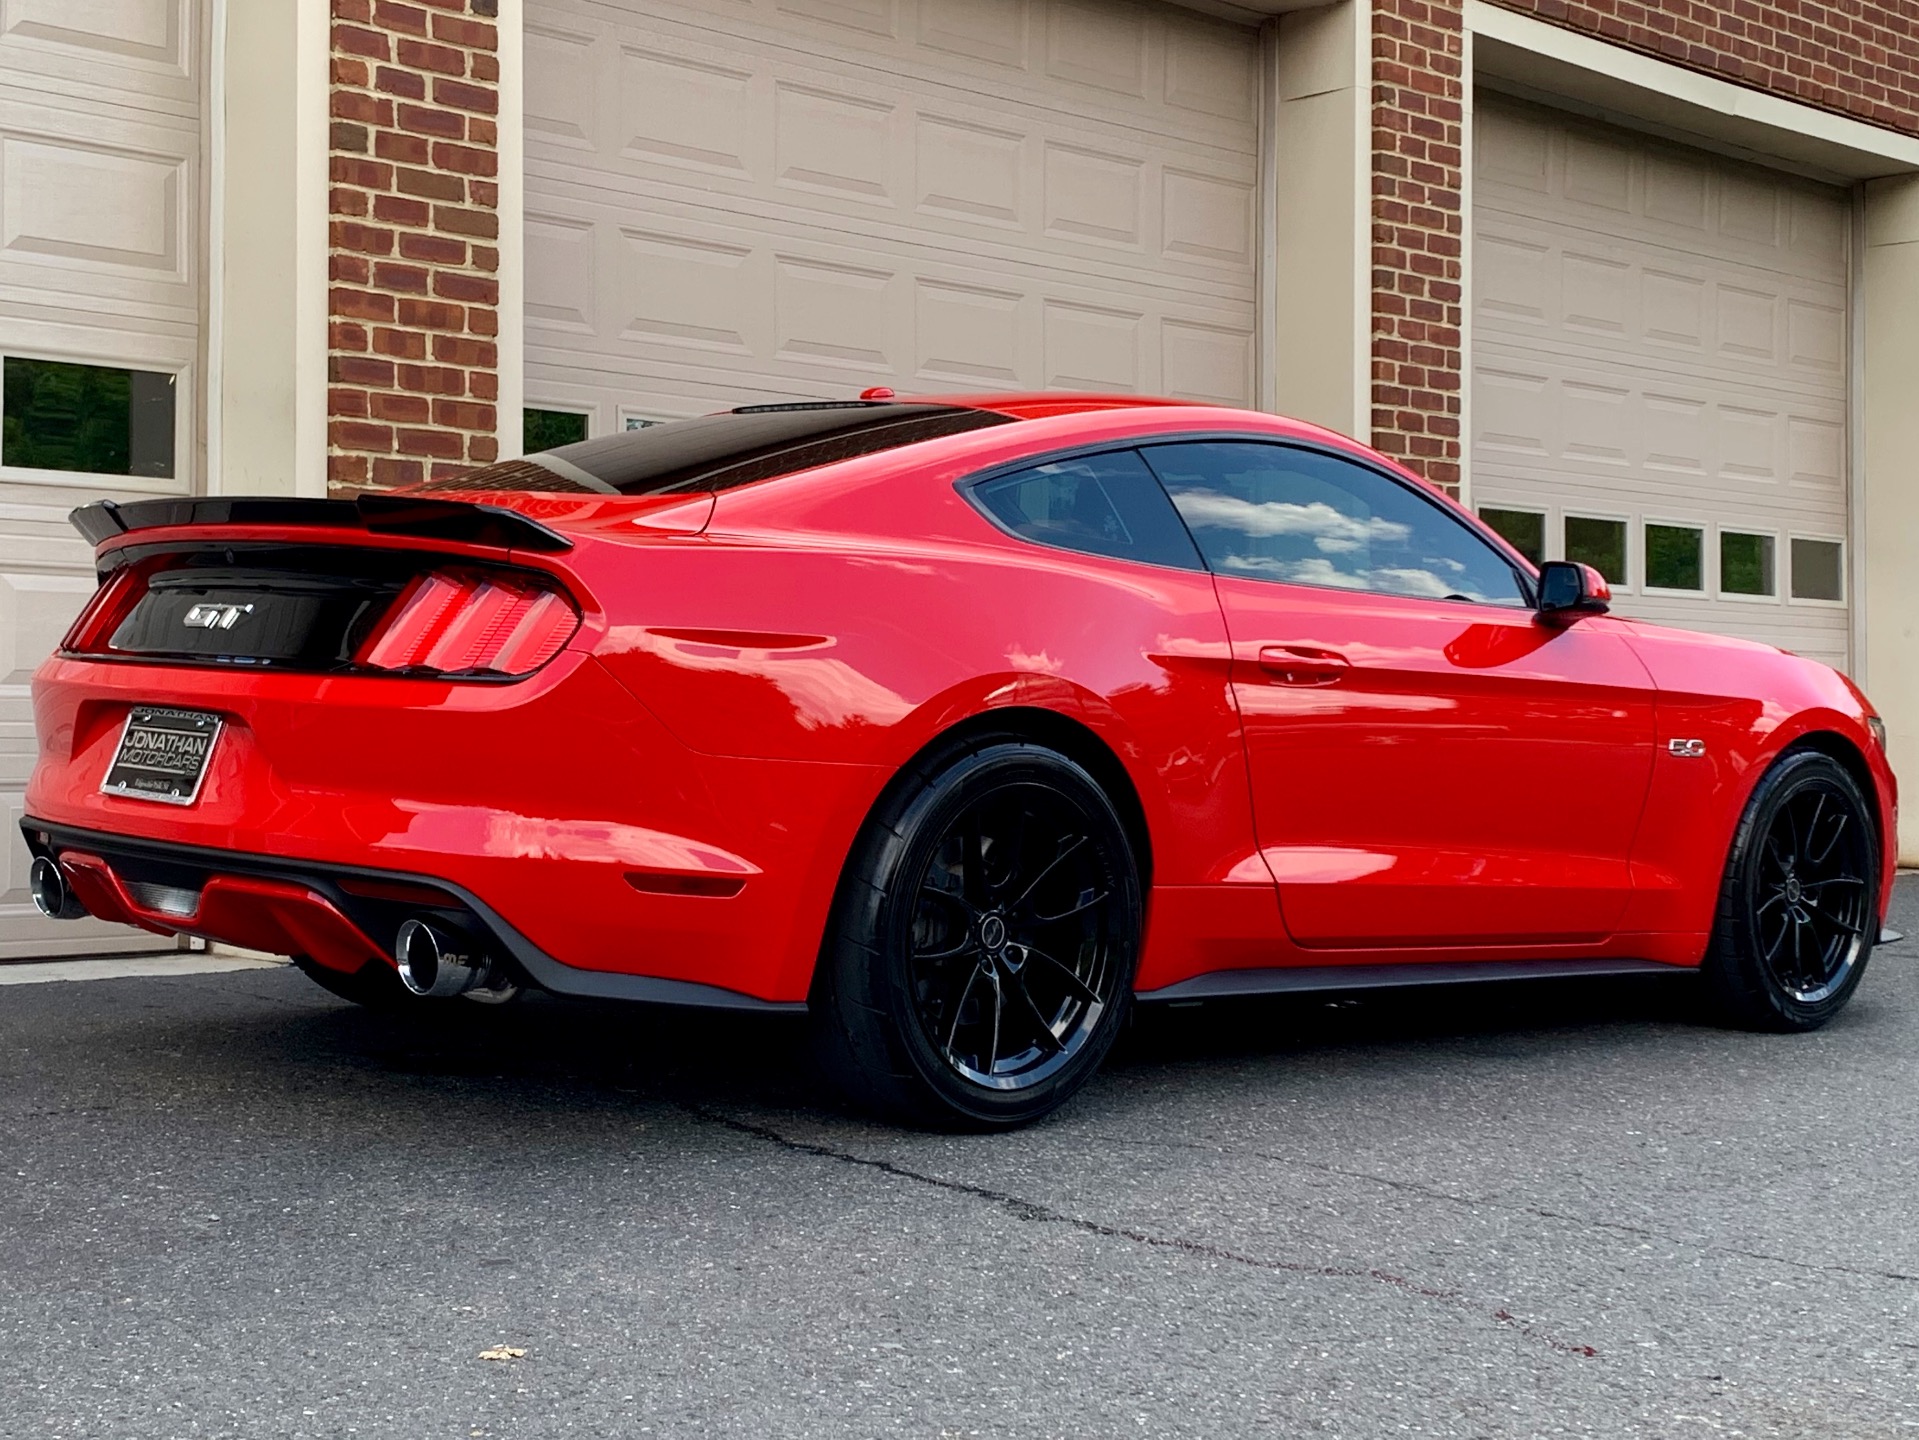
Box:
812;737;1143;1129
1700;749;1879;1032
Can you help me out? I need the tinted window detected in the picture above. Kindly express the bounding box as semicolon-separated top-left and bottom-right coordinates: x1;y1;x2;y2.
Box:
417;402;1013;495
3;357;175;478
971;450;1203;571
1142;441;1528;606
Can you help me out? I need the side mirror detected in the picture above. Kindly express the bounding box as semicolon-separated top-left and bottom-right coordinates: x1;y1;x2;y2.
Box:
1536;560;1611;623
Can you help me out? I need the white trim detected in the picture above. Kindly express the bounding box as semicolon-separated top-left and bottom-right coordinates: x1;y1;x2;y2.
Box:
498;5;525;461
292;0;328;499
1255;17;1279;415
1456;22;1475;506
1848;188;1868;673
1465;0;1919;180
205;0;225;497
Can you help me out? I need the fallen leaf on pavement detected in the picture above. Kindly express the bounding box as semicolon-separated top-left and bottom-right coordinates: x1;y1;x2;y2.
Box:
477;1346;527;1362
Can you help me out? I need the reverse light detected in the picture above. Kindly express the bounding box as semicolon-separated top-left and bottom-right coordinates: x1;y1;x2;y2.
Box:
357;569;580;677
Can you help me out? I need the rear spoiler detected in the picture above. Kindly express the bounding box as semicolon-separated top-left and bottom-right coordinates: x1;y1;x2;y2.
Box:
69;494;573;553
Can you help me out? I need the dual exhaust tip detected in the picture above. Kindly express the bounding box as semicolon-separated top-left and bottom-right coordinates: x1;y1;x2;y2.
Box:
34;857;500;1002
30;856;84;921
394;917;494;998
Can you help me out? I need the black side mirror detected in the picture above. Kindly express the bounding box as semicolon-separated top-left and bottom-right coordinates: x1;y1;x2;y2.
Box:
1537;560;1611;623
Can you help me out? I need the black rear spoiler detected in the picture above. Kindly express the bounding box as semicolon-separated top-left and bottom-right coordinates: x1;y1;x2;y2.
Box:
69;494;573;552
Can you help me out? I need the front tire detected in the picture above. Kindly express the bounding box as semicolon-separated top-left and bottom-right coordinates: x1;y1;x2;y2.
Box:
1701;750;1879;1031
812;737;1144;1129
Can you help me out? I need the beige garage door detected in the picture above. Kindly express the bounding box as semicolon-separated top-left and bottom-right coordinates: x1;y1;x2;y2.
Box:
524;0;1262;430
1472;96;1851;669
0;3;200;956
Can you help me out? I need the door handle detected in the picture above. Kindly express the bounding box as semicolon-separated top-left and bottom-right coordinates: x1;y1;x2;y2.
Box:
1256;645;1351;685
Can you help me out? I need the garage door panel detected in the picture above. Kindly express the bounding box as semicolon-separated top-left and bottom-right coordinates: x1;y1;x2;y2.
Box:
530;0;1257;420
1473;97;1850;668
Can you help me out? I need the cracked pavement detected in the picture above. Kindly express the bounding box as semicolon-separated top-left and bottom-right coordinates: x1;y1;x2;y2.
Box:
2;876;1917;1438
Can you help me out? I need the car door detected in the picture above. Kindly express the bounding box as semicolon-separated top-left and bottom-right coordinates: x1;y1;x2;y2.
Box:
1140;439;1657;951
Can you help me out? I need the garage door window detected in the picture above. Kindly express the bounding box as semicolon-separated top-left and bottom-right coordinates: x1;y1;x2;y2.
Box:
524;407;589;453
2;357;176;479
1565;516;1627;587
1645;523;1704;593
1720;531;1776;598
1478;507;1544;566
1791;538;1845;602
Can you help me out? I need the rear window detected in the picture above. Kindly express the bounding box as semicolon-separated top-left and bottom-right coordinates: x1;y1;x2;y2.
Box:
412;403;1014;496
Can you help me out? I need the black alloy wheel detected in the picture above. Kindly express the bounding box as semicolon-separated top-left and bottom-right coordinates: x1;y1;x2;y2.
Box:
813;737;1142;1128
1702;749;1879;1031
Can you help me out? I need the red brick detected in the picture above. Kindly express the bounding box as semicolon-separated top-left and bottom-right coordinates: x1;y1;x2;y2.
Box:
397;297;465;330
372;327;429;360
468;179;499;209
376;66;428;100
332;58;371;90
332;91;391;127
431;141;496;177
330;420;393;451
330;453;371;489
370;392;433;424
433;399;495;430
332;287;396;322
469;370;498;401
332;355;394;387
330;155;391;190
375;130;432;165
371;193;431;227
372;457;426;489
329;387;370;418
468;434;499;465
373;260;431;293
329;254;370;285
332;24;389;60
330;321;370;352
396;102;465;138
334;0;373;22
470;53;500;83
470;245;498;273
395;165;465;201
467;304;498;337
433;271;498;304
434;204;497;239
333;222;393;259
331;120;370;153
432;13;499;48
433;77;498;114
468;117;498;146
372;0;430;34
434;335;496;367
397;364;467;395
397;428;465;459
398;38;467;75
398;233;467;264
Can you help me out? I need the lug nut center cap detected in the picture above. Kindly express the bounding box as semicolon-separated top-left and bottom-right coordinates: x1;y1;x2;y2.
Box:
1785;877;1803;903
979;914;1008;952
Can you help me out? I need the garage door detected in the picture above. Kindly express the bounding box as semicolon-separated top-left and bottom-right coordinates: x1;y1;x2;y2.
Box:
524;0;1261;433
1472;96;1851;669
0;4;200;956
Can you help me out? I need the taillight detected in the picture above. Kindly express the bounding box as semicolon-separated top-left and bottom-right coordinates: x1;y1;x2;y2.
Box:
356;569;579;676
61;566;147;655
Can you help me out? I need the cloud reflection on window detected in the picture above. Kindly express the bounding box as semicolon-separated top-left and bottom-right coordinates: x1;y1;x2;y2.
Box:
1170;488;1411;554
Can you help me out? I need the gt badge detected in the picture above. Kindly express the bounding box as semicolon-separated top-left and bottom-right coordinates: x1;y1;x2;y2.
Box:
183;602;254;630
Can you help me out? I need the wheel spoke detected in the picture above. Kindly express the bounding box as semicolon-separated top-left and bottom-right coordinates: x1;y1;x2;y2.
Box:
1756;889;1787;916
1009;834;1088;914
1005;968;1064;1054
1022;943;1101;1006
1810;809;1848;867
1029;888;1110;926
914;888;977;960
1806;906;1864;938
981;966;1003;1075
943;960;985;1057
1804;875;1866;890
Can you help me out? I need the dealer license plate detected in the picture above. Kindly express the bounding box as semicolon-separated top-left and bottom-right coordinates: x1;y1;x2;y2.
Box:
101;707;224;805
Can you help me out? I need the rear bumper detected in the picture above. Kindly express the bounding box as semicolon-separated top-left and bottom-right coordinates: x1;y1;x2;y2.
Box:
22;821;806;1012
24;651;888;1003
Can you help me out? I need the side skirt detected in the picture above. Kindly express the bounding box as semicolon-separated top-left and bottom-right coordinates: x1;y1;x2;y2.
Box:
1134;957;1692;1004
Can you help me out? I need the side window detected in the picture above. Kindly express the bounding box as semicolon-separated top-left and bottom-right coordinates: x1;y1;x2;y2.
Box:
969;449;1204;572
1141;441;1529;607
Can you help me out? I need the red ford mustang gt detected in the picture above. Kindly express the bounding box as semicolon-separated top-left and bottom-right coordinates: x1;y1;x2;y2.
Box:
22;395;1898;1126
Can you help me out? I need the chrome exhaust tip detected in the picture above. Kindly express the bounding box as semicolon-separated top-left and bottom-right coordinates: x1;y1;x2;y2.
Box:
30;856;84;920
394;917;490;998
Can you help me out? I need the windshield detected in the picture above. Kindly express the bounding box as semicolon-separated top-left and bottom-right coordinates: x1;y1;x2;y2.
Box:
411;403;1014;496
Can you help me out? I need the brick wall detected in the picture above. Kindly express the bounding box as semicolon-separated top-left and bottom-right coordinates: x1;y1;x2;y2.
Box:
328;0;501;495
1369;0;1919;495
1371;0;1467;494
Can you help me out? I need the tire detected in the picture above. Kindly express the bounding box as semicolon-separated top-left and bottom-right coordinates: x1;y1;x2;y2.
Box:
1700;749;1879;1032
812;736;1144;1129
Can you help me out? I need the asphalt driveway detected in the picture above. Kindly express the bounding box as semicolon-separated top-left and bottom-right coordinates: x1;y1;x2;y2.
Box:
4;878;1918;1438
